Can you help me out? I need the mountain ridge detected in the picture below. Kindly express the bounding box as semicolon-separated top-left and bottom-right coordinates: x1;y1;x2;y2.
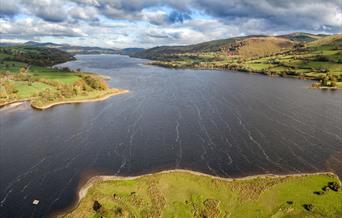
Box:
131;32;329;60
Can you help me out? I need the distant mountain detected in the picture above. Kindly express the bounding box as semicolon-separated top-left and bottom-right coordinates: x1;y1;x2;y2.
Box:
119;47;145;55
131;32;329;60
23;41;66;47
279;32;327;43
1;41;145;56
0;42;24;47
3;41;118;55
0;46;75;66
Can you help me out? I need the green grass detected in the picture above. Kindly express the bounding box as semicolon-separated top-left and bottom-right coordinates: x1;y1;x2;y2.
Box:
0;61;81;103
9;80;57;98
29;66;80;84
64;171;342;218
0;61;80;84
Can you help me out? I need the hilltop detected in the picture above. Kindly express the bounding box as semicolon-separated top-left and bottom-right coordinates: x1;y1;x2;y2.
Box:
22;41;118;55
131;33;327;60
0;46;75;66
280;32;328;42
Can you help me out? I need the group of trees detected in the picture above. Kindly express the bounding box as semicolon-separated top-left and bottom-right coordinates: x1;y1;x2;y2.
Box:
0;46;75;67
320;75;337;87
79;74;109;90
0;80;19;103
32;74;110;106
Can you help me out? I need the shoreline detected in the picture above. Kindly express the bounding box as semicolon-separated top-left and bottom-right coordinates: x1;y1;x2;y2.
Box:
32;89;129;110
0;100;26;109
149;62;342;89
56;169;338;217
0;90;129;111
0;99;30;110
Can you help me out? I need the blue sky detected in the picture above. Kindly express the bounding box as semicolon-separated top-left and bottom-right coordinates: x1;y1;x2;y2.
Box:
0;0;341;48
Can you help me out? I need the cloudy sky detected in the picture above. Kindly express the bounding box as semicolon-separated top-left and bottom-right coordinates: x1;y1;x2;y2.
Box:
0;0;341;48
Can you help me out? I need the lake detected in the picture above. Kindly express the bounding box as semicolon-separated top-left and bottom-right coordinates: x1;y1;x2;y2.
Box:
1;54;341;217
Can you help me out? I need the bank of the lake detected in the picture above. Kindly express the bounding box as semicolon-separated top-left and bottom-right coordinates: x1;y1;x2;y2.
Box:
62;170;342;218
0;89;129;110
31;89;129;110
149;61;342;89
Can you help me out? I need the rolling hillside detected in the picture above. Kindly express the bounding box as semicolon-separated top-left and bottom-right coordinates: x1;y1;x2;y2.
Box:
132;33;326;60
140;33;342;88
279;32;326;43
235;37;294;57
0;46;75;66
307;34;342;48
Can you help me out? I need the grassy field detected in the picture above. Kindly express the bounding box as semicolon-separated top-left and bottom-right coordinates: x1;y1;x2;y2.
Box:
64;171;342;218
8;80;56;99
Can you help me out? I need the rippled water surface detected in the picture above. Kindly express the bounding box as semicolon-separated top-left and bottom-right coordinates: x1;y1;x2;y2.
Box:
1;54;341;217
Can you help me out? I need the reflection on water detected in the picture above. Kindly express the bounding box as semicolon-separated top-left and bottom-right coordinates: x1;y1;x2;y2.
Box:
0;54;341;217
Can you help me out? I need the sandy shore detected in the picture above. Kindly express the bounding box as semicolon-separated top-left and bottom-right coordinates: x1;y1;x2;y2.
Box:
98;75;111;80
0;99;29;109
31;89;129;110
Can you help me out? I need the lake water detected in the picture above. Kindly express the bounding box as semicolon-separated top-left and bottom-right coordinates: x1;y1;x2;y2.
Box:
1;54;341;217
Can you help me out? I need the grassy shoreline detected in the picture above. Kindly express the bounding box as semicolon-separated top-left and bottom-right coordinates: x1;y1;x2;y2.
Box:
149;61;342;89
60;169;342;218
31;89;129;110
0;89;129;110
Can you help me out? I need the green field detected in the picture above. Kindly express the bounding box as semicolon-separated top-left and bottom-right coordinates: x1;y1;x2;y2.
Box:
8;80;56;99
64;171;342;218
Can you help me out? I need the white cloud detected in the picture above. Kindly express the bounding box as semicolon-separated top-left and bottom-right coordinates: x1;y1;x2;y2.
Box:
0;0;341;48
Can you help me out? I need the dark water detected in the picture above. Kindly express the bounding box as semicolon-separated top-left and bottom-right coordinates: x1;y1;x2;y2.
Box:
1;54;341;217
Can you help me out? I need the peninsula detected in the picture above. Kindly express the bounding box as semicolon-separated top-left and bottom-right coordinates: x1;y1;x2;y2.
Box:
62;170;342;218
0;46;128;110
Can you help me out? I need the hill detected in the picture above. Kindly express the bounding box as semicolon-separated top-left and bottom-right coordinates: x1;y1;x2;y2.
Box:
132;33;326;60
119;48;145;55
234;37;294;57
279;32;326;43
0;41;145;56
307;34;342;48
139;33;342;88
0;46;75;66
131;35;259;60
23;41;118;55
